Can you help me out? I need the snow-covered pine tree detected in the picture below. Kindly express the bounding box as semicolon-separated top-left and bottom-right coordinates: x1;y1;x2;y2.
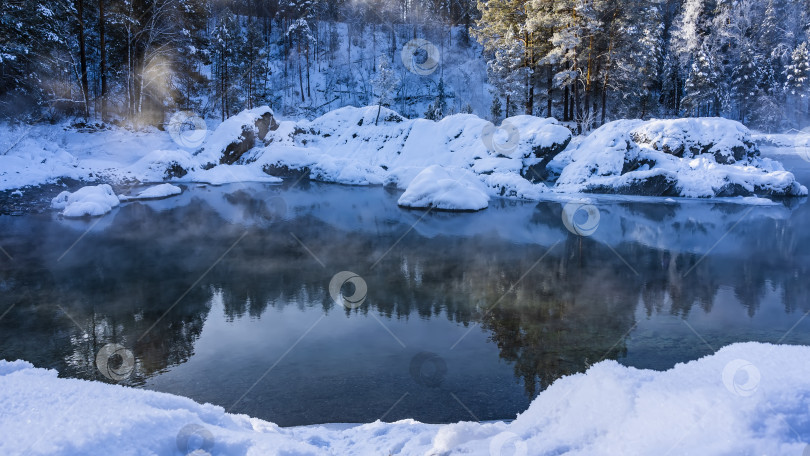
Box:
486;36;526;119
786;42;810;119
474;0;535;114
242;19;266;110
371;55;400;125
424;77;448;120
683;43;722;116
211;8;241;120
730;42;760;123
490;91;503;121
174;0;211;113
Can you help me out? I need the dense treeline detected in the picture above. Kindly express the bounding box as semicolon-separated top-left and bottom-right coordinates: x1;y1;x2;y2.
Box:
479;0;810;131
1;0;808;131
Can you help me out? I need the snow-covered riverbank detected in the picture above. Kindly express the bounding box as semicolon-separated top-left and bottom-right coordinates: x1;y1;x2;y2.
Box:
1;107;807;215
1;342;808;455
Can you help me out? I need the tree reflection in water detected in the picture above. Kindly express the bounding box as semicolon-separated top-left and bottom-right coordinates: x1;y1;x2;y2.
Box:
0;182;808;422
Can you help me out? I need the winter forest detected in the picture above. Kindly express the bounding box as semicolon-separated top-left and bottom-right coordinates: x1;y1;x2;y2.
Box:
2;0;809;132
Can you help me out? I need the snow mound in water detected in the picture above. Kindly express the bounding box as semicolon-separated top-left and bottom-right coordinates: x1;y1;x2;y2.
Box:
187;164;282;185
556;119;808;198
398;165;489;210
118;183;182;201
1;343;809;455
50;184;120;217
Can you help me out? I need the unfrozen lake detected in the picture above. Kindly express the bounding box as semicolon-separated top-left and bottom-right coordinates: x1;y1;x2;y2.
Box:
1;155;809;426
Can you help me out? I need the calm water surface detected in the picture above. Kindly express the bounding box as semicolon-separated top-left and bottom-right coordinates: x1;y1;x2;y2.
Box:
1;155;809;426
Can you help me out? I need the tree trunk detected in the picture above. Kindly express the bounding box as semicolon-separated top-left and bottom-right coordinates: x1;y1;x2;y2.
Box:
298;42;305;102
133;52;143;119
390;24;396;63
76;0;90;118
372;24;376;73
306;41;311;99
573;72;582;135
525;31;533;115
99;0;107;122
564;85;569;121
127;26;133;118
546;64;552;118
674;75;680;116
601;84;607;126
505;94;510;118
583;36;594;131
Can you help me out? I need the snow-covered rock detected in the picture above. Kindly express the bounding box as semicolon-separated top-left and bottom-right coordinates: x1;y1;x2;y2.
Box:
196;106;278;167
51;184;120;217
630;117;758;164
118;183;182;201
556;119;808;197
398;165;489;211
2;342;809;455
125;149;199;182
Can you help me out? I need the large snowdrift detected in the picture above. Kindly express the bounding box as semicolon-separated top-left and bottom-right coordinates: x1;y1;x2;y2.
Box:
1;342;808;455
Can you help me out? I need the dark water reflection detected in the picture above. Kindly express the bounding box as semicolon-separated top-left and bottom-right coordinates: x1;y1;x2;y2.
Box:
1;157;810;426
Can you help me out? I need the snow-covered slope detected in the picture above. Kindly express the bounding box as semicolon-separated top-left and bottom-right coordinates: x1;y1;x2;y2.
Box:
2;342;808;455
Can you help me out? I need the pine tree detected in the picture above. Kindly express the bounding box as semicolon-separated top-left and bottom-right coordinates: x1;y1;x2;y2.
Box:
211;9;241;120
243;20;266;109
490;92;503;121
683;43;722;116
731;43;760;123
175;0;210;112
786;42;810;118
486;36;526;118
473;0;536;114
371;55;400;124
424;78;448;120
